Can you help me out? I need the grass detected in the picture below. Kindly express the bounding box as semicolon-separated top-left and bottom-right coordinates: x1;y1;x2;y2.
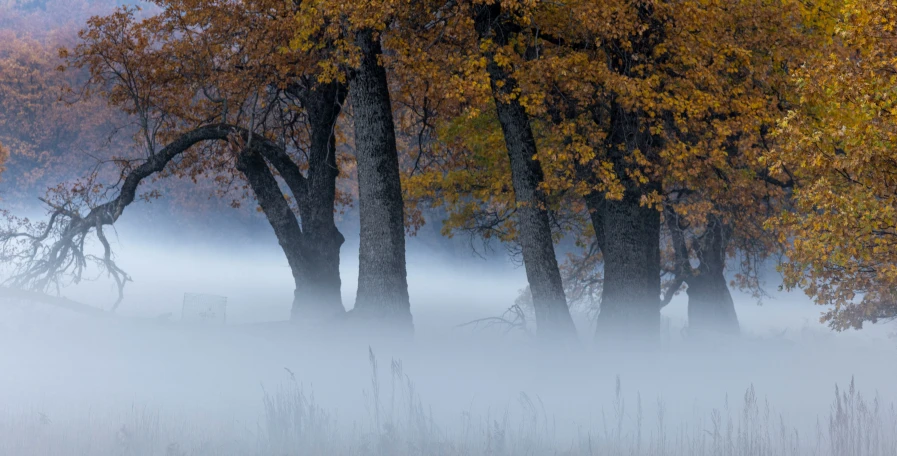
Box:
1;349;895;456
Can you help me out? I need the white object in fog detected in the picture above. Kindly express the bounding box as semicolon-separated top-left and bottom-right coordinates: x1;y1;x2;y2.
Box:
181;293;227;324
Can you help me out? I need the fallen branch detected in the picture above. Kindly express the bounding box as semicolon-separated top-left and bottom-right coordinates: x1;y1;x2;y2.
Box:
457;303;532;335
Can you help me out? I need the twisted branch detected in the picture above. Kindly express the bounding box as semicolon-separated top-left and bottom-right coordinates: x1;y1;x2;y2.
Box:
0;123;277;310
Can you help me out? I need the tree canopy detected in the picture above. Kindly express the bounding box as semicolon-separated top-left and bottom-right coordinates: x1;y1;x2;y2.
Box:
1;0;896;341
772;0;897;330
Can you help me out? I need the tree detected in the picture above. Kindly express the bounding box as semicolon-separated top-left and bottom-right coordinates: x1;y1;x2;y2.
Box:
770;0;897;330
506;0;821;344
9;0;421;330
469;3;577;340
664;207;741;334
649;0;822;337
399;0;820;343
80;2;357;320
387;0;581;340
0;2;354;319
289;1;417;331
346;29;412;330
0;124;250;307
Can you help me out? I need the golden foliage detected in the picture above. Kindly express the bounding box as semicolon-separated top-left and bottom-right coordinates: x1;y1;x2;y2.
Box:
65;1;361;212
394;0;814;274
9;0;897;331
771;0;897;329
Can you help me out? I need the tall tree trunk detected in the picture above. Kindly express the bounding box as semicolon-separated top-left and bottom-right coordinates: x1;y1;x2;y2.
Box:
685;220;739;335
242;81;349;321
686;274;738;335
594;98;663;347
291;81;348;320
348;29;412;331
588;2;667;348
473;4;576;340
595;189;662;346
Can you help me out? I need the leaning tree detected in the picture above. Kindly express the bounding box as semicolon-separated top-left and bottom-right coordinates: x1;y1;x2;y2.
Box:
0;2;353;320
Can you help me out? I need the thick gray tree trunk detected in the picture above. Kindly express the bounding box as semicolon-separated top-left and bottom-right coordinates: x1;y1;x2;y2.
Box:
236;82;348;321
348;29;412;332
290;81;348;320
587;2;667;348
685;220;739;335
594;190;662;347
473;4;577;340
593;98;663;348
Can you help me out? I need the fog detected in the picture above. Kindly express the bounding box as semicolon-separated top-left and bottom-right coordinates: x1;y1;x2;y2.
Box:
2;0;893;454
0;211;895;455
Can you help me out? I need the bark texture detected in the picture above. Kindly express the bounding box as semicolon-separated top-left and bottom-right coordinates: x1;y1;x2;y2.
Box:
594;188;662;347
348;29;412;332
288;81;348;319
473;4;577;340
234;82;349;320
592;5;667;347
589;97;664;347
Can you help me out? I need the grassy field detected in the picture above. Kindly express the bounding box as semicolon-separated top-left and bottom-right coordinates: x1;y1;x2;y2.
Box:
2;346;895;456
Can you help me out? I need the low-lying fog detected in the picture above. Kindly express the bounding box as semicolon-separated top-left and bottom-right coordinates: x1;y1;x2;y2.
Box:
1;210;895;455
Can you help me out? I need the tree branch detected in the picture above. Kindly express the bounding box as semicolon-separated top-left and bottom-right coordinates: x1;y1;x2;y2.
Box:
0;123;252;309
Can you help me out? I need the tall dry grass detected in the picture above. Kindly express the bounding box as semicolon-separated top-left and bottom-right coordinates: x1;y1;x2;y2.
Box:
1;349;895;456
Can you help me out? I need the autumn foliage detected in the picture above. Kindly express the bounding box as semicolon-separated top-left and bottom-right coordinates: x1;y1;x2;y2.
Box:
771;0;897;330
1;0;897;338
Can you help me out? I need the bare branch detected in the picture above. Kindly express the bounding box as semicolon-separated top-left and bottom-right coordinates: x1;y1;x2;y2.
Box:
457;304;532;336
0;123;258;308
